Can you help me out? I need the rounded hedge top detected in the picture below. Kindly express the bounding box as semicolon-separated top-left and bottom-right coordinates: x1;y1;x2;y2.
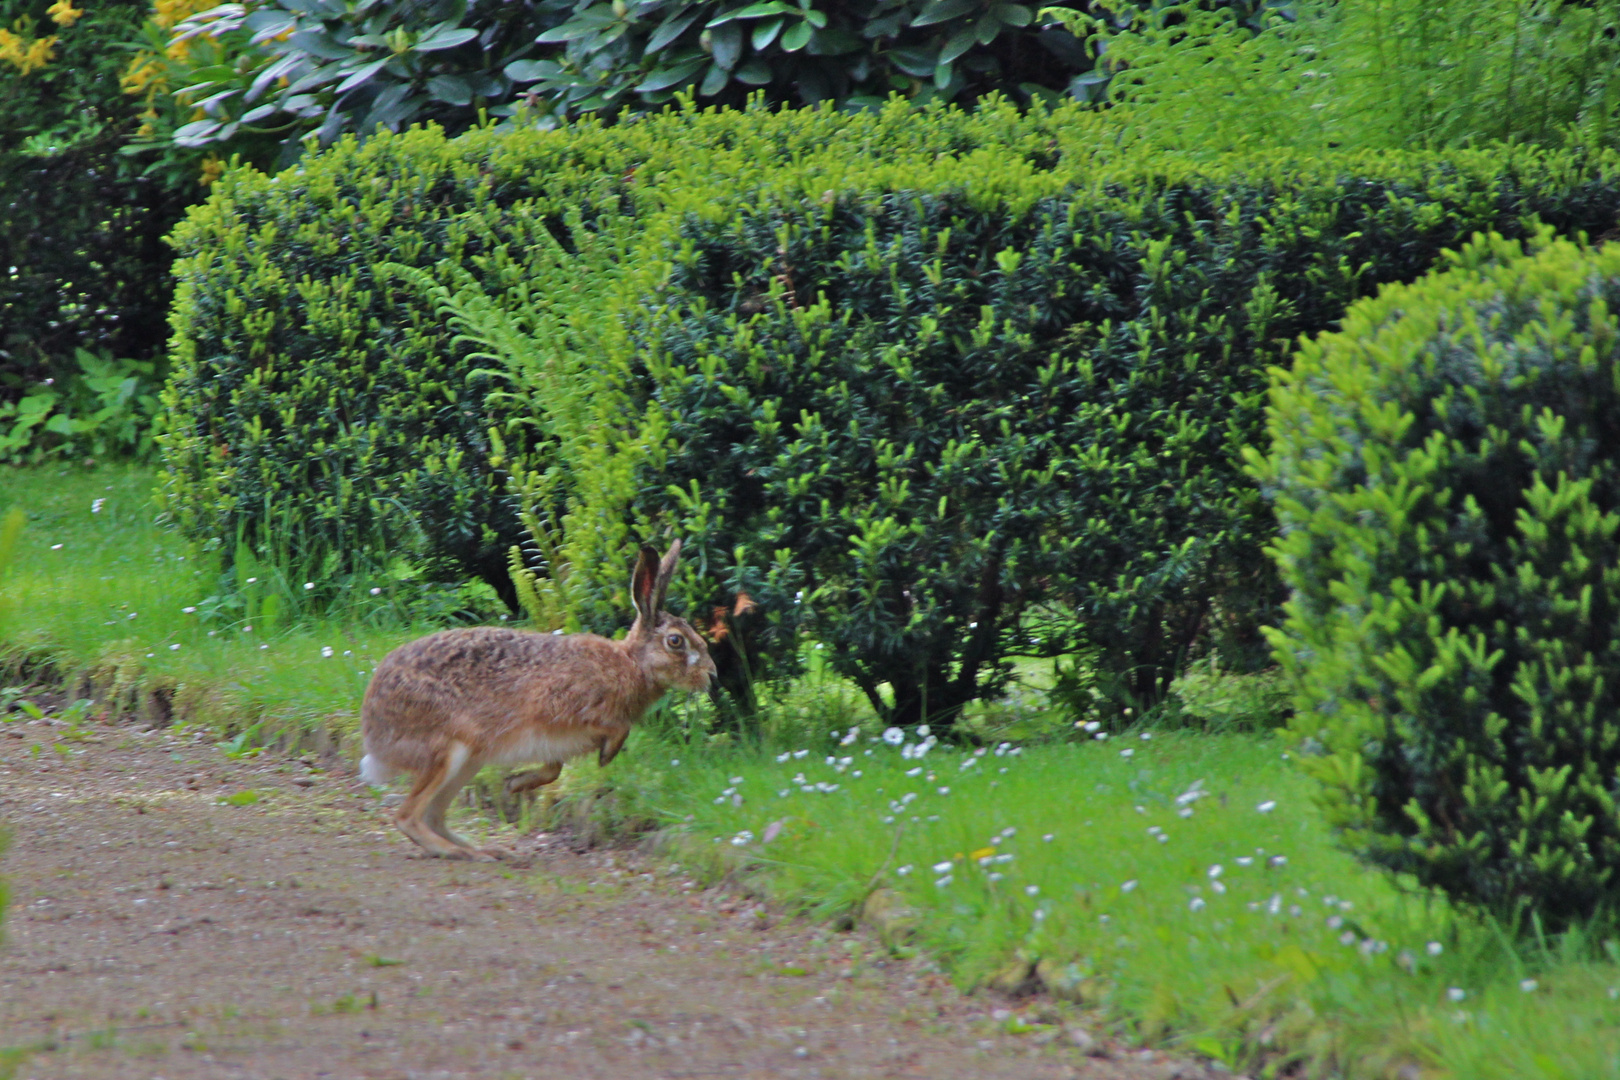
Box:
1255;231;1620;927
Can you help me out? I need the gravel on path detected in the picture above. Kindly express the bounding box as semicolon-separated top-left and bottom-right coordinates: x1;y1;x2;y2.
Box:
0;709;1221;1080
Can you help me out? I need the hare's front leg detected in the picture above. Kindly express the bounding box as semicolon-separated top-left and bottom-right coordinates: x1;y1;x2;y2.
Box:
504;761;562;796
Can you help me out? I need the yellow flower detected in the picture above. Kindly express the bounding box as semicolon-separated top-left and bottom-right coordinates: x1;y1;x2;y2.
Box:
0;28;57;74
46;0;83;27
198;155;224;186
969;846;997;862
152;0;214;31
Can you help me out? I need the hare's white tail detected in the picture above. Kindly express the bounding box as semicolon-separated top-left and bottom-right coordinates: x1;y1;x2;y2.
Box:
359;752;401;786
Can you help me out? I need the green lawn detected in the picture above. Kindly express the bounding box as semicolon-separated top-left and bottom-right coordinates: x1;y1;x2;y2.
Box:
5;464;1620;1077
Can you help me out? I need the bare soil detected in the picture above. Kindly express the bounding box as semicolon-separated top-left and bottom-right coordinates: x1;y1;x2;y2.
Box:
0;709;1221;1080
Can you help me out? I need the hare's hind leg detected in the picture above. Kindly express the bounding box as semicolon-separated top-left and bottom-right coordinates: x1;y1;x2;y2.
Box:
395;742;490;860
423;744;513;860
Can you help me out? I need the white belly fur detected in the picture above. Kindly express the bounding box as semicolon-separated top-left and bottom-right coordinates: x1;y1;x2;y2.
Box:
486;728;600;767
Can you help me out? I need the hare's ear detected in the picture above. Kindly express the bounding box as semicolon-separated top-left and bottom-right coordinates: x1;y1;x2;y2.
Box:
631;544;661;625
651;538;682;612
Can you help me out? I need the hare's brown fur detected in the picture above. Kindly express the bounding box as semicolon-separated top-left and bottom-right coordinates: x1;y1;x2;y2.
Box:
359;541;714;860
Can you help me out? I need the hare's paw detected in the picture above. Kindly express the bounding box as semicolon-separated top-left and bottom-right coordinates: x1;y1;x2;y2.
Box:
474;844;514;862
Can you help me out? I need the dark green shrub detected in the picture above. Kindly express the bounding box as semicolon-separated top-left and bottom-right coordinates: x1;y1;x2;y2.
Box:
126;0;570;170
514;0;1093;119
0;0;186;395
1255;232;1620;927
549;144;1620;729
161;101;1077;604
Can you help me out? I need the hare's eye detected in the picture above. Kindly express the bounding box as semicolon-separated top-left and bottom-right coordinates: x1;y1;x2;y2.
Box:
665;633;684;650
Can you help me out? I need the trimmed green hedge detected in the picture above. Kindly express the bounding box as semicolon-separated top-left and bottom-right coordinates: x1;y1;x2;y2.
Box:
1255;232;1620;927
161;101;1086;605
167;104;1620;724
546;145;1620;728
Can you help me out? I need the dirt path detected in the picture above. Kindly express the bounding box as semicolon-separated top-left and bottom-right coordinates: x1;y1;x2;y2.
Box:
0;708;1219;1080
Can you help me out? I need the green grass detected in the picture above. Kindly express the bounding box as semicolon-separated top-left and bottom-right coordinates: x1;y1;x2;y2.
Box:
619;729;1620;1077
6;464;1620;1077
0;464;500;737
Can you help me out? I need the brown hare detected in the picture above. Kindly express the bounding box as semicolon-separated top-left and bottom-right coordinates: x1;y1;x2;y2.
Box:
358;540;715;860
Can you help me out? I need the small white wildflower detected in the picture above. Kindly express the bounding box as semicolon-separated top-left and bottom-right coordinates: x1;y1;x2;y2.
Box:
303;582;314;590
245;576;257;583
882;727;904;745
1327;915;1343;930
1024;885;1039;897
1269;855;1288;867
1120;748;1135;759
670;759;680;767
1083;720;1101;732
1178;807;1194;818
987;872;1004;882
905;766;923;777
1289;904;1302;916
730;776;744;785
50;543;63;550
1208;865;1223;878
1121;879;1138;892
896;864;913;876
241;625;252;633
779;789;790;798
1448;988;1466;1002
1257;800;1277;813
776;752;790;763
934;875;953;888
1340;931;1358;946
321;646;334;658
1094;732;1109;741
1140;732;1152;740
169;643;181;651
1189;897;1206;912
1042;833;1054;842
90;498;104;513
370;587;382;596
852;770;862;778
1519;979;1538;993
937;786;950;796
1211;880;1226;894
793;749;809;759
182;606;197;614
1235;856;1253;866
916;725;931;737
1157;834;1169;844
1427;942;1443;956
932;860;953;873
